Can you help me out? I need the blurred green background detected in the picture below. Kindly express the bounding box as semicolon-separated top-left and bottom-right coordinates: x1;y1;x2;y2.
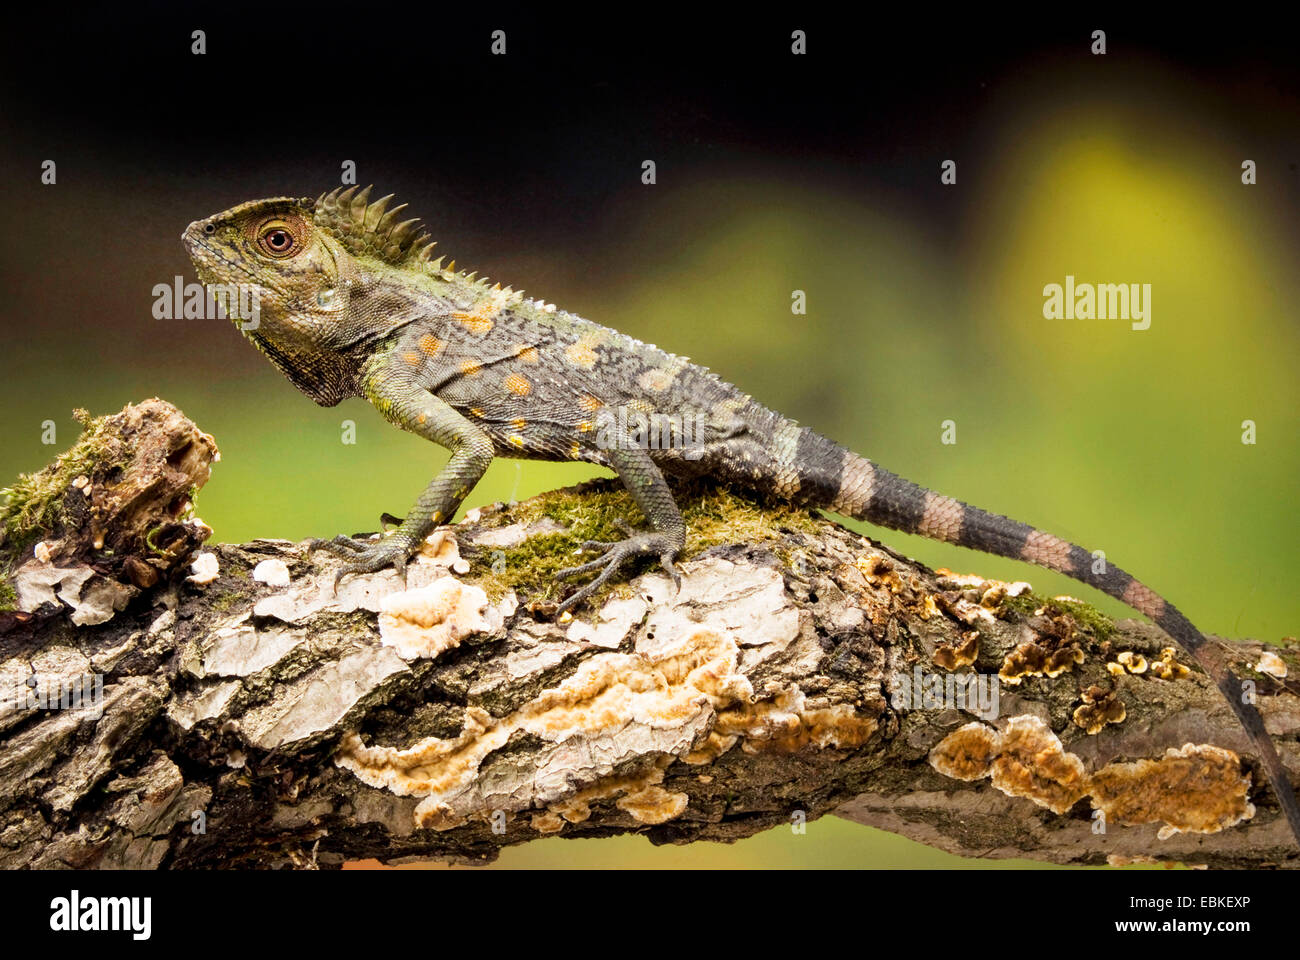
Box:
2;10;1297;867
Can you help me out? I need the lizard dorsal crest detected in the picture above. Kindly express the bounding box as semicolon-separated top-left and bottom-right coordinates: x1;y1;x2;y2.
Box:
314;185;439;268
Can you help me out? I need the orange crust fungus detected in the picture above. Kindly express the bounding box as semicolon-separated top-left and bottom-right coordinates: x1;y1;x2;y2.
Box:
933;631;980;671
929;715;1256;836
1072;685;1126;735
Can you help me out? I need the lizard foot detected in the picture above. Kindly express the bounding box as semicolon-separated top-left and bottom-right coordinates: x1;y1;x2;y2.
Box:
308;535;415;591
554;524;681;615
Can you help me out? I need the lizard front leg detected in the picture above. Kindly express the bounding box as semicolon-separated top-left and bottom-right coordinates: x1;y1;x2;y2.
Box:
555;444;686;614
311;357;494;587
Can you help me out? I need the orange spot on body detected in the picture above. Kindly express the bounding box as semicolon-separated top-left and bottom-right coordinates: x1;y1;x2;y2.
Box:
469;407;486;418
517;345;539;364
460;360;482;376
564;340;598;369
403;352;421;367
511;418;527;429
578;419;594;432
457;316;494;336
579;394;604;411
452;297;502;336
418;334;442;356
505;373;532;396
639;369;673;392
508;434;525;448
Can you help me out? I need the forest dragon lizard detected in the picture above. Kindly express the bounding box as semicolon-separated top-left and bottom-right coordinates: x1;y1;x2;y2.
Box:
182;186;1300;848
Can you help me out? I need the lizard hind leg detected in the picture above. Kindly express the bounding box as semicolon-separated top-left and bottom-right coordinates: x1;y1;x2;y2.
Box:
554;447;685;615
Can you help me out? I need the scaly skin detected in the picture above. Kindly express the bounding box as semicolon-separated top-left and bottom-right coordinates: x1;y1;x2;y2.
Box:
182;186;1300;849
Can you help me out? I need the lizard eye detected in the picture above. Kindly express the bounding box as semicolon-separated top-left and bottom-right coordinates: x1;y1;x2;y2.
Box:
254;217;306;258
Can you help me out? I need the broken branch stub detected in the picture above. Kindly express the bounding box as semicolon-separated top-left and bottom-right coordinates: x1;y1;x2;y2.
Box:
1;399;216;628
0;400;1296;869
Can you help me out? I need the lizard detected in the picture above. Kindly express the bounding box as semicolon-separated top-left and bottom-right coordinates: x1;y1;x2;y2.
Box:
182;185;1300;849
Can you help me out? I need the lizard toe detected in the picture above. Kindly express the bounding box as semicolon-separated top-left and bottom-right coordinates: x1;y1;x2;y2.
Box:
309;534;375;556
555;549;618;581
555;552;631;614
553;528;684;613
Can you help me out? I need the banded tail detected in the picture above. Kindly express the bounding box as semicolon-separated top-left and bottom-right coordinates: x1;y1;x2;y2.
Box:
795;433;1300;847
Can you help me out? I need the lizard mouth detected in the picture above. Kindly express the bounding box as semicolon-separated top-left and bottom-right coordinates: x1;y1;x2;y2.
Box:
182;227;275;295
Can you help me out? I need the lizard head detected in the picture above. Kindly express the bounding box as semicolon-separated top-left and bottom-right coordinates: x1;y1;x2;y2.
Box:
182;187;437;405
182;194;348;331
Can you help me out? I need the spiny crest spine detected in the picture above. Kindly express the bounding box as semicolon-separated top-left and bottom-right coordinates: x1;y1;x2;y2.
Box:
313;185;441;268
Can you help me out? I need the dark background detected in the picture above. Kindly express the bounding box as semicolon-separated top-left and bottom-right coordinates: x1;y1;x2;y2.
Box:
2;5;1298;867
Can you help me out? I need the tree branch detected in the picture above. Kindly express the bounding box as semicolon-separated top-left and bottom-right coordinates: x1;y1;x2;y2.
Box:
1;401;1296;869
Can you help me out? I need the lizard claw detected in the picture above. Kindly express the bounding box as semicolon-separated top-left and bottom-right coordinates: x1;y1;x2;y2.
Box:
661;553;682;591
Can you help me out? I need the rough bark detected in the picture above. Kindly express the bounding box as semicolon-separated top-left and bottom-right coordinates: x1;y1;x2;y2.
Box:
1;401;1296;870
